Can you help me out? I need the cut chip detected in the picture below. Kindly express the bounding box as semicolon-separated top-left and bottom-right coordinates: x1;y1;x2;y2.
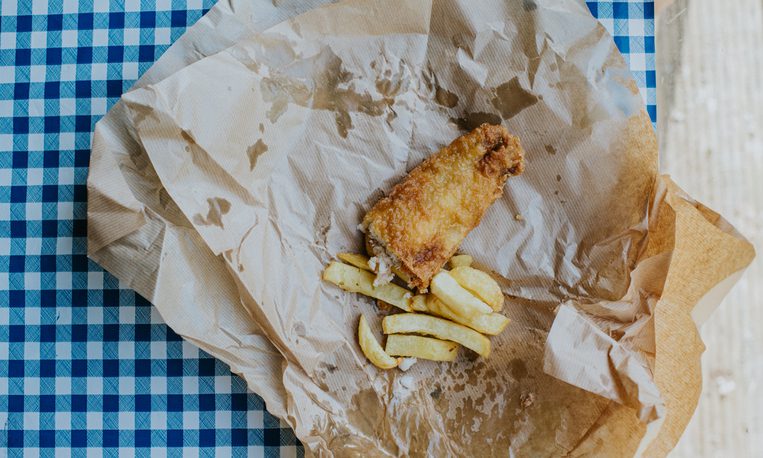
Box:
384;334;458;362
323;262;412;311
338;253;372;271
430;271;492;317
426;296;509;335
358;315;399;369
410;295;429;312
382;313;491;357
449;254;473;268
449;266;504;311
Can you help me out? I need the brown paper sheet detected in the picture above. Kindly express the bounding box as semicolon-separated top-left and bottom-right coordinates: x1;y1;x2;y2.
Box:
88;0;755;456
87;0;335;423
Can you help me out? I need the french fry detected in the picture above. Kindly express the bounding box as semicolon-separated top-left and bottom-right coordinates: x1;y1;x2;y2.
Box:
410;295;428;312
338;252;372;271
391;266;412;285
409;294;509;335
430;271;492;317
383;313;491;357
338;253;412;285
358;315;399;369
323;262;412;311
449;266;504;311
449;254;473;268
384;334;458;362
426;296;509;335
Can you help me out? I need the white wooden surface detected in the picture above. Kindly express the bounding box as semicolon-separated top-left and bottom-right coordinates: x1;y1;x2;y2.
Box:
658;1;763;456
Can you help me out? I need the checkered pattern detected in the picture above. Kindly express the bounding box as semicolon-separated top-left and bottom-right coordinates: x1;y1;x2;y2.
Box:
0;0;654;454
588;0;657;121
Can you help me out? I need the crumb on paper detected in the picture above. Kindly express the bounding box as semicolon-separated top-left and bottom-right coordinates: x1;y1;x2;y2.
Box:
514;213;524;221
520;392;535;408
369;255;394;286
398;357;417;371
715;375;736;396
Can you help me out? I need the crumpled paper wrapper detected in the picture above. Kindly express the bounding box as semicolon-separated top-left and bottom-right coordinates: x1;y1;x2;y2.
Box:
87;0;755;456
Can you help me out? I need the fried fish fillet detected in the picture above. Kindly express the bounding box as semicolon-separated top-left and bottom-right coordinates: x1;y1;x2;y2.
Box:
362;124;525;290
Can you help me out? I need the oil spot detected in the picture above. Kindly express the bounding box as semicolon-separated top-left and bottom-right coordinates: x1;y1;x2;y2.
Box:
509;358;527;380
554;190;559;195
130;103;156;126
192;197;231;228
491;77;538;119
435;85;459;108
181;130;196;154
180;129;195;144
556;174;561;181
227;86;232;92
523;0;537;11
449;112;502;131
430;387;442;399
464;351;479;363
247;139;268;170
545;144;557;155
422;66;459;108
258;123;264;134
261;48;397;138
260;76;311;123
313;51;393;138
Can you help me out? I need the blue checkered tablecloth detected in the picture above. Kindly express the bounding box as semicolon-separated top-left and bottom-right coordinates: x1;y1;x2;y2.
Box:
0;0;655;455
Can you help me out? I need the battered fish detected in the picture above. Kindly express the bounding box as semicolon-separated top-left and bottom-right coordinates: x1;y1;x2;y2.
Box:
362;124;525;290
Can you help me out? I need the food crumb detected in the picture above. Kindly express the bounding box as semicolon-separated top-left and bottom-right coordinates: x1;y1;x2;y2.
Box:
520;392;535;408
398;357;417;371
514;214;524;221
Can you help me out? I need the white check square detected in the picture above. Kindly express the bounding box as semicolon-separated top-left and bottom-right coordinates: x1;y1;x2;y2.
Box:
62;30;78;48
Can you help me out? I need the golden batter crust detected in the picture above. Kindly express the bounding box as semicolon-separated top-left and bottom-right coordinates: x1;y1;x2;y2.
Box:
363;124;525;290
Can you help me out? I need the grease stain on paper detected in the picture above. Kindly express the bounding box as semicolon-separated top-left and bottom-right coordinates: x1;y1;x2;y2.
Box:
435;85;459;108
193;197;231;228
260;48;401;138
130;103;156;126
422;65;459;108
247;139;269;170
312;51;394;138
509;358;528;380
260;76;311;123
522;0;538;11
449;112;502;131
491;77;538;119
